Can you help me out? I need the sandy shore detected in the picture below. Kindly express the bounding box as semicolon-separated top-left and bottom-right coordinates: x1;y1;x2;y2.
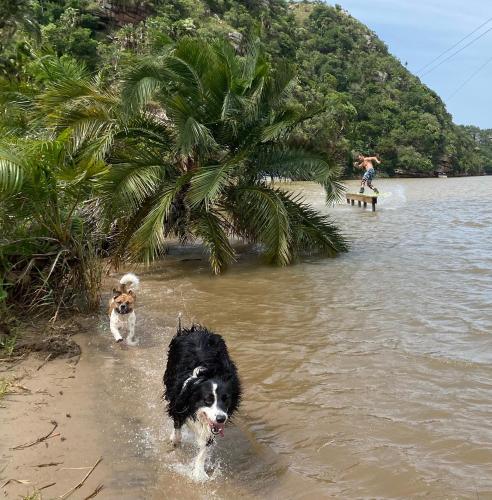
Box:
0;335;111;499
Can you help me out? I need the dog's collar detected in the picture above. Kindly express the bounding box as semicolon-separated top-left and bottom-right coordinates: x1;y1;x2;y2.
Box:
181;366;206;393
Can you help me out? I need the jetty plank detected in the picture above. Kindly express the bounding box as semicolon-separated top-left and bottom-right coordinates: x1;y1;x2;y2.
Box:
345;193;377;211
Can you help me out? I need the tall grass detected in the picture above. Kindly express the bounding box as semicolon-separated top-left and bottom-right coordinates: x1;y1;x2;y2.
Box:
0;228;102;318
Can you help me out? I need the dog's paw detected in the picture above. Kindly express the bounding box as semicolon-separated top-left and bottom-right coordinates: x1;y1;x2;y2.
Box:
126;338;139;346
191;466;210;482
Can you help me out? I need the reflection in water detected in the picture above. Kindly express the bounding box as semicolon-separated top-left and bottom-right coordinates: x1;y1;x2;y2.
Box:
87;177;492;499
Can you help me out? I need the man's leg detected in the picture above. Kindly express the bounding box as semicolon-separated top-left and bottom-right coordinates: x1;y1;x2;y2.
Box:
359;174;366;193
367;180;379;194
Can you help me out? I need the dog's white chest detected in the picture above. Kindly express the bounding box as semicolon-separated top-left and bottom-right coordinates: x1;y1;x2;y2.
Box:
110;310;134;328
186;415;213;445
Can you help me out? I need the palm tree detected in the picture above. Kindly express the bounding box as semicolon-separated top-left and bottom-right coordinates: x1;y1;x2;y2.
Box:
35;39;348;274
0;133;105;313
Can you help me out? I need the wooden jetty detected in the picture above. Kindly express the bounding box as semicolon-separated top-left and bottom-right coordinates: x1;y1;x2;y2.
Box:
346;192;378;211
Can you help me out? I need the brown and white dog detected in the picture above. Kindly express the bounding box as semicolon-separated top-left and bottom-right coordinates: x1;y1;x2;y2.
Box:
108;273;140;345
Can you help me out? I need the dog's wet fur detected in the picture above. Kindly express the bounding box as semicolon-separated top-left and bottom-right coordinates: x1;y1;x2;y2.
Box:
163;324;241;478
108;273;139;345
109;288;135;316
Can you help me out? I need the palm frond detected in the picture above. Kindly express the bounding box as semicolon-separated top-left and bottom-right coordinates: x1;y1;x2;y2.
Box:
116;116;173;149
240;37;265;84
75;129;116;164
192;210;235;274
176;116;218;156
128;186;174;261
224;183;291;265
172;38;213;90
0;154;23;195
318;164;346;204
261;60;296;110
121;62;171;114
127;173;192;262
38;78;116;113
212;38;242;91
221;91;247;122
187;151;247;208
101;161;169;214
253;146;323;177
36;54;88;82
260;108;302;142
277;190;348;256
251;146;345;203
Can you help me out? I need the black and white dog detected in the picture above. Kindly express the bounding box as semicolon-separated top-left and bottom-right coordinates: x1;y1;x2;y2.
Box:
163;324;241;479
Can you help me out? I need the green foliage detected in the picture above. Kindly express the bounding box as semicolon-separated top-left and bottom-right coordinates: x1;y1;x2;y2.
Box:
456;125;492;174
41;8;100;70
68;38;346;273
1;0;490;178
0;69;105;314
3;0;485;178
294;3;482;176
0;378;11;398
0;335;17;357
0;19;348;288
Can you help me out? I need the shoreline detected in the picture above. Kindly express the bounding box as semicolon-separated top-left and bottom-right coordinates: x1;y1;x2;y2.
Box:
0;334;110;500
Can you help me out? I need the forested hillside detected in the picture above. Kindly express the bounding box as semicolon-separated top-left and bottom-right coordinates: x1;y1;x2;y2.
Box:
2;0;490;176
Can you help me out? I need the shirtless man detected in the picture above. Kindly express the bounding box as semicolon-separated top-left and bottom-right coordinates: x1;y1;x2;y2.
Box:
356;154;380;194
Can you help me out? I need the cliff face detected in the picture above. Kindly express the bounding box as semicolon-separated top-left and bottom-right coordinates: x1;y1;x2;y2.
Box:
97;1;155;27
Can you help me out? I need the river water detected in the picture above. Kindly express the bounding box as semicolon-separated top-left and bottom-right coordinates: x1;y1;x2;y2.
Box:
87;177;492;499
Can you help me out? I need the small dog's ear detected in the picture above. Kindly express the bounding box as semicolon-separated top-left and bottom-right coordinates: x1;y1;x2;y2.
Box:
112;288;121;298
128;290;136;298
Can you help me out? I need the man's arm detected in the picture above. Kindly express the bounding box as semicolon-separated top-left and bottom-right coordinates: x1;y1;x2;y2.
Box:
367;156;381;164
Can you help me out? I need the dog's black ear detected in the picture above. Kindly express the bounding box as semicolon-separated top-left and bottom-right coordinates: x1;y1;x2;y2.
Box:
112;288;122;298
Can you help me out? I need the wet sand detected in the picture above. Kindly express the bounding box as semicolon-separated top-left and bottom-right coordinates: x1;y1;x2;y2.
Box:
1;332;307;500
0;340;110;499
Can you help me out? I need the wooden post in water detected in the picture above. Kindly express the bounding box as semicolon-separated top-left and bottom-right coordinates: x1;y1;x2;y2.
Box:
345;193;378;211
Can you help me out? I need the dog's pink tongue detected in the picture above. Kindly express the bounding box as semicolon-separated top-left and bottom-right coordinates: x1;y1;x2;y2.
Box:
216;423;225;437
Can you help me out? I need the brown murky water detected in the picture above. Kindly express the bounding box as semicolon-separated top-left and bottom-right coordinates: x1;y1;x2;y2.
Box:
86;177;492;499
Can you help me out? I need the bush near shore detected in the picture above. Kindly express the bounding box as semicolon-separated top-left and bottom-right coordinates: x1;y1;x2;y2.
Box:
0;36;347;319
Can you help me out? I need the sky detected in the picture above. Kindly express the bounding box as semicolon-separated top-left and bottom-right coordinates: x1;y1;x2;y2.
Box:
327;0;492;128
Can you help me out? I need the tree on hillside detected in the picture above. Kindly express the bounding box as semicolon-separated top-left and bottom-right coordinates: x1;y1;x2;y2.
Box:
0;0;39;42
